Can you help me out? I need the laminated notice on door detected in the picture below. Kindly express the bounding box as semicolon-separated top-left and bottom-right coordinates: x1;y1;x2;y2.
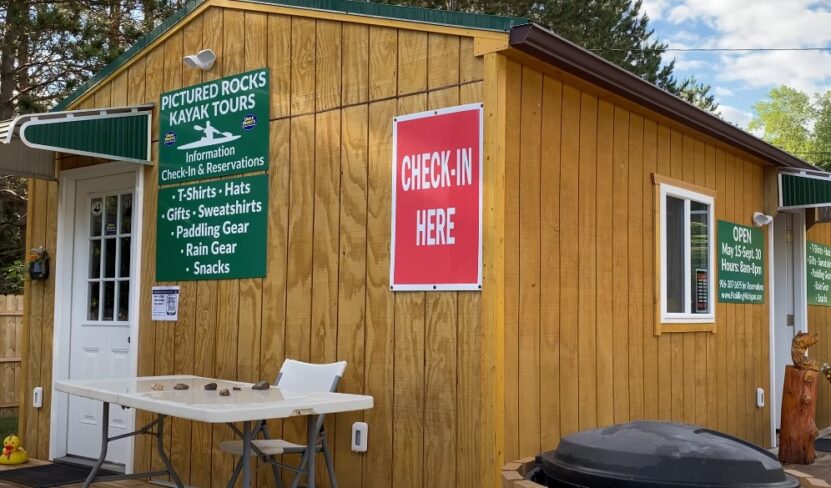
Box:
152;286;179;321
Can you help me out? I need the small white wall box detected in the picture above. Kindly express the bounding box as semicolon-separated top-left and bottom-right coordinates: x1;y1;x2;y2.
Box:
352;422;368;452
756;388;765;408
33;387;43;408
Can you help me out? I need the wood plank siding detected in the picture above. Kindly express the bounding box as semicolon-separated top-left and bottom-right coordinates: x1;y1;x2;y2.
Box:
19;2;795;486
20;179;58;459
20;4;490;487
497;56;773;463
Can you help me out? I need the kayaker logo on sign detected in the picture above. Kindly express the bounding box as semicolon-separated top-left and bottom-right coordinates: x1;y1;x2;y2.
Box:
178;120;241;150
159;68;269;184
390;103;483;291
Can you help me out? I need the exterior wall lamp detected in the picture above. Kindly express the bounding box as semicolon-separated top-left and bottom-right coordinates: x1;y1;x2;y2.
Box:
753;212;774;227
183;49;216;71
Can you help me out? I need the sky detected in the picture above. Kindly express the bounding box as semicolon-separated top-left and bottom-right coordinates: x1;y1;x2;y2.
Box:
641;0;831;129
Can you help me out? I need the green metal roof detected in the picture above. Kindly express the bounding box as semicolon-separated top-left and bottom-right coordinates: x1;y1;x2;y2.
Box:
53;0;526;112
258;0;526;30
0;105;153;179
22;113;150;162
779;172;831;209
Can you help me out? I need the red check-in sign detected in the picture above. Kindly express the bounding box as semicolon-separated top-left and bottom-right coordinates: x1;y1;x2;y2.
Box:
390;104;483;291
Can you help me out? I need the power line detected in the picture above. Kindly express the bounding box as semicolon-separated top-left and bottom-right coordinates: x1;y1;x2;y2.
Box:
590;47;831;52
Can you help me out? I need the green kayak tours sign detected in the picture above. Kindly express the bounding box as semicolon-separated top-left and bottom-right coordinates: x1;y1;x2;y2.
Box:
717;220;764;303
808;241;831;306
156;174;268;281
159;68;269;184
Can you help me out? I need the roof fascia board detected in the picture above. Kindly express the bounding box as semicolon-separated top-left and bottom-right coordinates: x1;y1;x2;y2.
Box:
57;0;518;111
474;37;510;56
509;23;815;171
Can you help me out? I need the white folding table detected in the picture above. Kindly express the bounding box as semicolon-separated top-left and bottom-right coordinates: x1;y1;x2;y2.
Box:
55;375;373;488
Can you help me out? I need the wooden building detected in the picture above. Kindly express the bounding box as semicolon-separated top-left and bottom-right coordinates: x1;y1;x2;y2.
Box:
4;1;831;487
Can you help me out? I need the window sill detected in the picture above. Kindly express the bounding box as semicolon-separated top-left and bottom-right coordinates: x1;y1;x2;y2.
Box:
655;322;715;335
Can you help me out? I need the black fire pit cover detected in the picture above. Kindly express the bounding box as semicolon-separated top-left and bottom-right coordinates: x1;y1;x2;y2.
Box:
539;421;799;488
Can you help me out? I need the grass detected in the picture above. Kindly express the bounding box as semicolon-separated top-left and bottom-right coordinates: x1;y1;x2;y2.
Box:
0;417;18;440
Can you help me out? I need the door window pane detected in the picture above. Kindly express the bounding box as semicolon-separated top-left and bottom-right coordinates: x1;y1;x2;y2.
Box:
90;198;103;237
665;196;685;313
89;240;101;279
120;193;132;234
88;282;100;321
104;238;117;278
104;195;118;236
118;281;130;321
690;201;710;314
103;281;115;321
119;237;131;278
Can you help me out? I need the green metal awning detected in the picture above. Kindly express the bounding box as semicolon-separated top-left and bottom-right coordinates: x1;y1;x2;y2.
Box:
0;105;153;180
779;171;831;209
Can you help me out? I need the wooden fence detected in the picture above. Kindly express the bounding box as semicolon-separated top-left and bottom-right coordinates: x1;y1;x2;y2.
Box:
0;295;23;417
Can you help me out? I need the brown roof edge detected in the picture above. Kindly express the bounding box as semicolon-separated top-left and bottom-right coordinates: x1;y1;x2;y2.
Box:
509;23;816;171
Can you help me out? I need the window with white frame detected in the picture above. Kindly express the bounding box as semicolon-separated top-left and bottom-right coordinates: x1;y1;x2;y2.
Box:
659;182;715;323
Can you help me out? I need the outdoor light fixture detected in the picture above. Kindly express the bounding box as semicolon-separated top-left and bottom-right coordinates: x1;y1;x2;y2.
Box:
183;49;216;71
753;212;774;227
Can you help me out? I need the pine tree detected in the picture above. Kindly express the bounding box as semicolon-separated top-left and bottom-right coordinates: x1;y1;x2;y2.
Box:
528;1;674;86
0;1;187;118
376;0;718;113
675;76;719;114
531;0;716;112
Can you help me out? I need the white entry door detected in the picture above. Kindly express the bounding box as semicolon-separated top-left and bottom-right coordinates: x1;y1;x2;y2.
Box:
64;171;136;464
773;211;803;438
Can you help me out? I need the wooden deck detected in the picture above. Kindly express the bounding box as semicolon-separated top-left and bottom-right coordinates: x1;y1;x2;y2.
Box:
0;459;156;488
776;427;831;485
782;451;831;485
2;454;831;488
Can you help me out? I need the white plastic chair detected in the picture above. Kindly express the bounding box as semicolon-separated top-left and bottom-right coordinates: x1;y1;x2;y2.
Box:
220;359;347;488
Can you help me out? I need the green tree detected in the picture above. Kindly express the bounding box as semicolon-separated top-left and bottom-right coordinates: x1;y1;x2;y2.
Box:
529;1;675;86
535;0;718;112
810;92;831;168
676;75;719;114
749;86;831;168
0;176;26;294
0;1;186;118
